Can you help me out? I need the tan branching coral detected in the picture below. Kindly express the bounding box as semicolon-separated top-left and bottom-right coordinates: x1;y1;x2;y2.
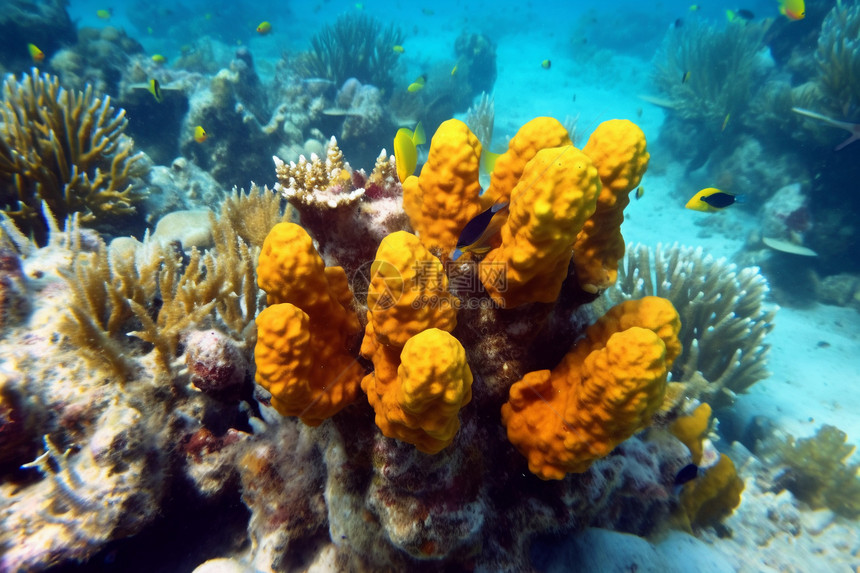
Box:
605;243;775;408
60;212;260;375
0;69;148;244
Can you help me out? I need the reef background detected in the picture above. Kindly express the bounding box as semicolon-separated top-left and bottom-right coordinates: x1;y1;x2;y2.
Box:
1;0;858;571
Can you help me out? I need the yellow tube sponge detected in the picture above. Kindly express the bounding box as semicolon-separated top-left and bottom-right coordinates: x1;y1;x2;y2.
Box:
501;297;681;479
680;453;744;527
484;116;572;206
401;119;484;254
367;328;473;454
254;222;363;425
574;119;650;293
478;145;601;308
671;403;713;465
366;230;458;347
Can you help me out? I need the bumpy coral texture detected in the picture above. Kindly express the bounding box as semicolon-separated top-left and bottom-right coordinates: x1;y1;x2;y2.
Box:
374;328;473;454
255;222;363;425
501;297;681;479
484;116;573;206
402;119;484;254
364;230;458;346
573;119;650;293
361;231;469;452
478;145;600;308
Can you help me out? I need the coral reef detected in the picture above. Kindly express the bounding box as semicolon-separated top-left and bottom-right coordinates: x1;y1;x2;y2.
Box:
815;1;860;119
762;424;860;518
50;26;144;97
0;0;75;73
606;243;776;408
295;14;404;96
652;20;768;131
0;69;148;244
242;116;733;569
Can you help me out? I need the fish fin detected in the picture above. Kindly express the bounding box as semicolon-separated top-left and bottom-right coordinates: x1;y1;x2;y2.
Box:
481;150;502;175
412;121;426;146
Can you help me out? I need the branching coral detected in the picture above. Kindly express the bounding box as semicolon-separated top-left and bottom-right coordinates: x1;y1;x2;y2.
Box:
606;243;775;408
295;14;404;95
60;210;260;375
768;425;860;518
652;20;767;130
816;1;860;118
0;69;148;245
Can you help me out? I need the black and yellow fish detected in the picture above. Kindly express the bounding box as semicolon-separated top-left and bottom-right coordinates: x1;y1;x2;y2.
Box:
148;79;163;103
451;201;509;260
685;187;744;212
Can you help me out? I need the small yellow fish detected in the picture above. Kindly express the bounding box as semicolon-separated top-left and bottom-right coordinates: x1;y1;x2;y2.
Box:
96;9;112;19
194;125;208;143
682;70;691;83
27;43;45;63
635;186;644;200
778;0;805;20
355;3;364;10
407;75;426;93
393;122;426;183
393;45;405;54
685;188;744;212
148;79;163;103
721;112;731;131
541;59;551;69
451;63;458;76
151;54;167;64
689;4;700;11
256;21;272;35
147;26;154;35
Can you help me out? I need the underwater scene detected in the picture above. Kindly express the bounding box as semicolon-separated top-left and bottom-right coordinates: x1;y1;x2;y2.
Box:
0;0;859;571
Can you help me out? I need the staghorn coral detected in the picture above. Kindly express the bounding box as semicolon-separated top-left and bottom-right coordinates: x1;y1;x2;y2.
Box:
295;14;404;95
0;69;148;245
606;243;776;408
816;1;860;118
652;20;768;130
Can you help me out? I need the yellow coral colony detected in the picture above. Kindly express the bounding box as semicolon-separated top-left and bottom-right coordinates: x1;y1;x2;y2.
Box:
483;117;573;207
254;222;364;425
478;143;601;308
402;119;484;254
501;297;681;479
573;119;650;294
360;231;470;453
